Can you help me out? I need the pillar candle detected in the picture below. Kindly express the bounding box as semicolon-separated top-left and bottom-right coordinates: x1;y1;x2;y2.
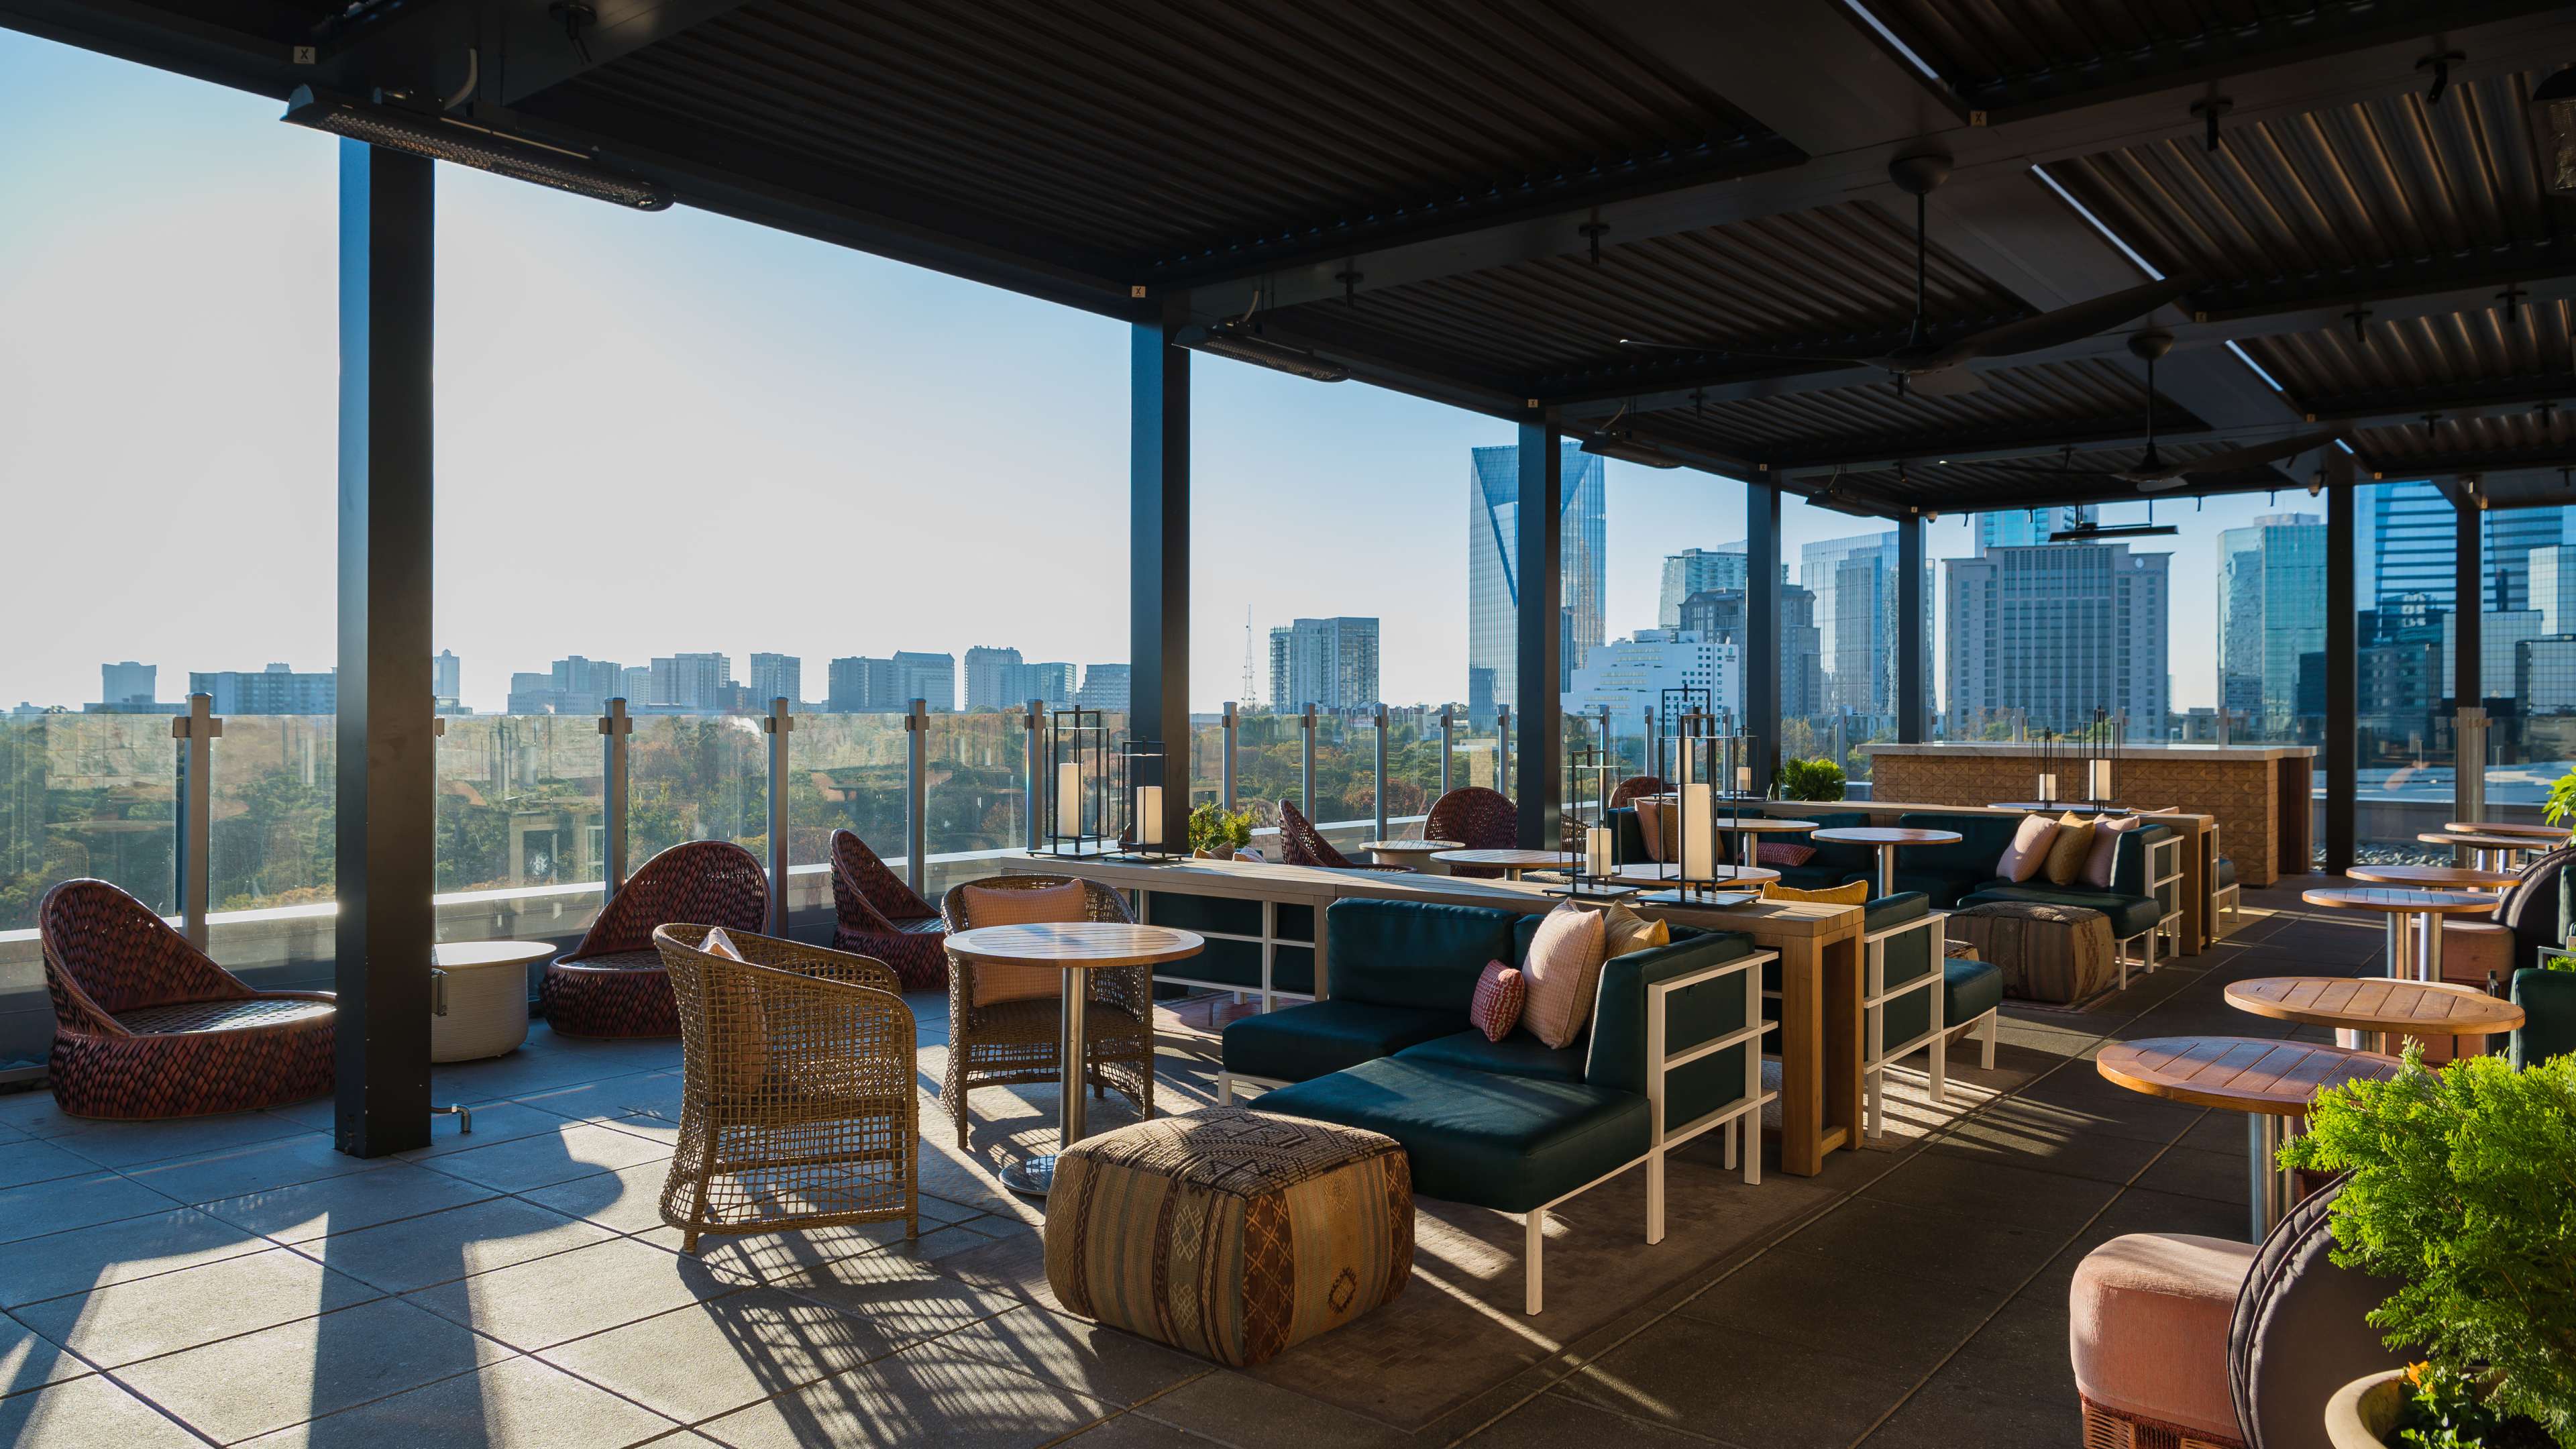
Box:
1681;782;1715;879
1736;765;1753;794
1586;824;1614;876
1136;785;1163;845
2090;759;2112;799
2038;772;2057;800
1057;761;1082;837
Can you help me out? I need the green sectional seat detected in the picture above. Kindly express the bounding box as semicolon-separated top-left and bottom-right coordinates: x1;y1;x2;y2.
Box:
1945;957;2004;1025
1393;1030;1587;1081
2510;966;2576;1069
1222;1000;1460;1083
1251;1058;1650;1213
1868;892;1941;1046
1892;811;2171;942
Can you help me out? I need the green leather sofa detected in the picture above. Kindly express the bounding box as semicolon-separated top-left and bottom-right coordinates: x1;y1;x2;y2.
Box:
2510;965;2576;1069
1222;898;1775;1314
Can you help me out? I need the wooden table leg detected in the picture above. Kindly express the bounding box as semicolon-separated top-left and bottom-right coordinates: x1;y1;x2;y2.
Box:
1821;930;1862;1160
1775;931;1862;1175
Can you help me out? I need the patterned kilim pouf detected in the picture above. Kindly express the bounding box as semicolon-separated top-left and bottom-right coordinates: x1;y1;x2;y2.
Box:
1949;900;2117;1005
1044;1107;1412;1368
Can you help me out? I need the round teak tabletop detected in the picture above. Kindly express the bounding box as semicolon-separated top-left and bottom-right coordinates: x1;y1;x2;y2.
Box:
2445;820;2569;840
1809;826;1964;846
2096;1036;2403;1116
2298;886;2500;915
2346;864;2520;890
2418;831;2546;853
432;941;556;970
1360;839;1460;854
1708;817;1819;833
1610;863;1781;887
1431;849;1568;869
943;922;1204;971
2224;977;2524;1036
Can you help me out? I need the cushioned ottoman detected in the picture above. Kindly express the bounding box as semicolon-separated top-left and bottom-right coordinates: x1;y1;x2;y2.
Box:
1044;1108;1413;1368
1947;901;2116;1004
2070;1232;2257;1448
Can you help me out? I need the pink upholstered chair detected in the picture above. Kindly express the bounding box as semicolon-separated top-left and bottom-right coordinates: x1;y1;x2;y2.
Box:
1425;787;1517;877
828;829;947;991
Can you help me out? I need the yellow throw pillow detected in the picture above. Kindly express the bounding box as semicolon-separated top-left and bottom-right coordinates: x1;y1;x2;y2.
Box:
1761;880;1870;906
2044;815;2099;885
1598;902;1670;958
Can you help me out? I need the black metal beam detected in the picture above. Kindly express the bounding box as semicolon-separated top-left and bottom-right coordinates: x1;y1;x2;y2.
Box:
1515;424;1562;851
334;139;435;1159
1897;516;1926;744
1746;484;1782;784
2456;496;2483;708
1130;311;1191;856
493;0;753;104
2325;451;2355;875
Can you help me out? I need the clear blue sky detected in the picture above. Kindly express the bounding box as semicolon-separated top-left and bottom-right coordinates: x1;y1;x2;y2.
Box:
0;28;2304;715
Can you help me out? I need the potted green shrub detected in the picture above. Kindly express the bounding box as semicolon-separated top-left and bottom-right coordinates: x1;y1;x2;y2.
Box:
1187;802;1254;860
2282;1049;2576;1448
1772;757;1846;802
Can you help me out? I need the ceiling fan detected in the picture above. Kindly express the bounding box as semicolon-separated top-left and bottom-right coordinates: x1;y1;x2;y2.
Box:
1978;331;2346;492
1619;155;2194;398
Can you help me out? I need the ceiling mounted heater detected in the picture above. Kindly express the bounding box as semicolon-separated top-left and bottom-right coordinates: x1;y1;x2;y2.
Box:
1172;321;1349;382
282;86;672;211
1580;433;1680;468
2052;520;2177;541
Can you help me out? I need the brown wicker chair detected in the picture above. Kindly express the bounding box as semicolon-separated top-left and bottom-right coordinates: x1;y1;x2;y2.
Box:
651;924;917;1252
543;840;768;1038
1275;798;1407;871
1426;786;1519;877
936;875;1153;1152
827;829;947;991
38;878;335;1120
1609;775;1670;809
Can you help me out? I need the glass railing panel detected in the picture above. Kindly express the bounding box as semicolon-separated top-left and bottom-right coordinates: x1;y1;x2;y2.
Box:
629;714;768;865
925;710;1034;861
209;714;335;915
0;714;179;932
433;713;606;946
1229;709;1297;831
788;712;912;888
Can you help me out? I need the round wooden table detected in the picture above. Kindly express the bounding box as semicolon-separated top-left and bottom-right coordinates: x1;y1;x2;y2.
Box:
1711;816;1818;873
1430;848;1569;881
944;922;1205;1197
1988;801;2174;816
2418;831;2548;872
2346;863;2520;892
2098;1036;2403;1238
2445;820;2569;841
1361;839;1460;871
1810;825;1963;896
2299;886;2498;984
1609;861;1781;894
2224;976;2522;1056
431;941;551;1063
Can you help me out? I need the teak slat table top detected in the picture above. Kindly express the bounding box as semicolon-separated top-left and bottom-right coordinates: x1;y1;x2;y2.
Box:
1808;826;1963;845
2418;831;2547;853
1360;839;1460;853
2445;820;2570;840
2224;977;2524;1036
1430;849;1570;869
1610;863;1782;887
2346;864;2521;890
944;923;1204;971
2098;1037;2402;1115
1707;817;1821;833
2299;886;2500;914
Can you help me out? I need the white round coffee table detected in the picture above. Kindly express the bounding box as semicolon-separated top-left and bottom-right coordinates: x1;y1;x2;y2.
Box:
431;941;550;1062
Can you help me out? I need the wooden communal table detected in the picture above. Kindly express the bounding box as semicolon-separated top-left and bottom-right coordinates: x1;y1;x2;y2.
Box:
2418;832;2551;872
1361;839;1460;870
1430;848;1572;881
1810;825;1963;897
2300;886;2499;984
2098;1037;2402;1239
2347;864;2520;891
2224;976;2522;1056
1609;862;1781;892
944;922;1203;1197
1012;854;1868;1177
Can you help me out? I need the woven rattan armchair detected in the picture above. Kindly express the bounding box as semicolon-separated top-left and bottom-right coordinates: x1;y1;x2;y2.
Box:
543;841;768;1038
651;924;917;1251
936;875;1153;1152
39;879;335;1119
1609;775;1670;809
1275;798;1407;871
828;829;947;991
1426;787;1519;877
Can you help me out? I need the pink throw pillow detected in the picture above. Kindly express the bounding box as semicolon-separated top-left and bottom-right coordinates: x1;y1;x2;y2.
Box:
2083;816;2142;889
1519;902;1609;1049
1758;841;1816;867
957;881;1087;1004
1468;961;1525;1042
1995;814;2059;883
1633;799;1664;863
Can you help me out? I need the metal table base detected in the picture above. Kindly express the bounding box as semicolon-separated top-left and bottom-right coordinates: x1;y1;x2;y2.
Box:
1002;981;1093;1199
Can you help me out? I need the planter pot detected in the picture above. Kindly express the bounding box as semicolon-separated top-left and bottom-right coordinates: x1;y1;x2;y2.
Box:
2324;1370;2406;1449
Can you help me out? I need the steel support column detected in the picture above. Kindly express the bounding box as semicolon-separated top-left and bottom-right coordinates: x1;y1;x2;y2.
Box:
2455;495;2487;830
1130;315;1191;855
1896;515;1927;745
333;140;435;1159
2325;461;2356;875
1746;483;1782;786
762;698;792;934
1514;423;1561;849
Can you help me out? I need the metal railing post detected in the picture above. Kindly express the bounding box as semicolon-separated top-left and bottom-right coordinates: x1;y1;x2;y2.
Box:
1496;704;1512;796
1438;705;1455;796
170;693;220;949
1220;701;1238;812
1024;698;1044;852
2455;706;2489;853
904;698;929;897
762;697;792;934
1299;703;1317;813
1373;702;1389;841
599;698;631;898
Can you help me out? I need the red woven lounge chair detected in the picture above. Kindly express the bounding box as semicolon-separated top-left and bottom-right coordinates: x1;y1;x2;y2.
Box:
39;879;335;1119
1426;787;1518;877
1609;775;1670;808
828;828;948;991
543;841;768;1038
1275;798;1406;871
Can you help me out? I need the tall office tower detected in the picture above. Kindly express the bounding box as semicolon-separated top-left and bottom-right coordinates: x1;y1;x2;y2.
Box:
2216;514;2325;735
963;646;1024;711
826;656;896;712
618;665;653;704
100;661;155;706
1976;506;2092;551
2362;481;2570;614
1562;629;1740;722
747;653;800;708
1024;662;1078;708
1466;441;1606;706
1268;617;1381;710
1075;663;1130;709
431;651;462;708
506;672;559;714
1658;545;1748;628
1941;543;2169;735
892;651;957;711
1799;531;1933;717
189;663;337;714
2532;545;2576;633
1672;586;1814;715
649;653;733;709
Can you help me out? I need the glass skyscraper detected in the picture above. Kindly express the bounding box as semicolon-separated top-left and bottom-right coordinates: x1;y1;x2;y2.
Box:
1801;531;1934;718
1467;441;1605;711
2362;480;2570;614
1976;506;2092;551
2217;513;2324;737
1943;541;2168;735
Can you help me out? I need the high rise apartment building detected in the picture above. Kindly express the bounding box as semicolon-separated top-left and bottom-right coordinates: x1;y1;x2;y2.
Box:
1466;441;1605;710
1075;663;1130;710
747;653;800;708
2216;514;2324;735
1799;531;1933;718
649;653;735;709
1657;546;1746;629
963;646;1075;709
1943;543;2168;735
827;652;957;711
1268;616;1381;710
190;663;335;714
431;651;462;708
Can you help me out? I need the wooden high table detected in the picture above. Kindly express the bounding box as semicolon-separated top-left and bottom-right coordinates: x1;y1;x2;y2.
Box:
1810;825;1963;896
1430;848;1570;881
2224;976;2522;1057
943;921;1204;1197
2418;832;2551;873
2300;886;2499;983
1362;839;1460;870
2098;1037;2402;1239
2347;864;2520;892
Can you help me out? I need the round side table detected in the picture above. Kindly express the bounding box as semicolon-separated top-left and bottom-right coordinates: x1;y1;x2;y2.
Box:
2224;976;2522;1056
2299;887;2498;984
431;941;550;1062
1362;839;1461;871
1809;826;1962;897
